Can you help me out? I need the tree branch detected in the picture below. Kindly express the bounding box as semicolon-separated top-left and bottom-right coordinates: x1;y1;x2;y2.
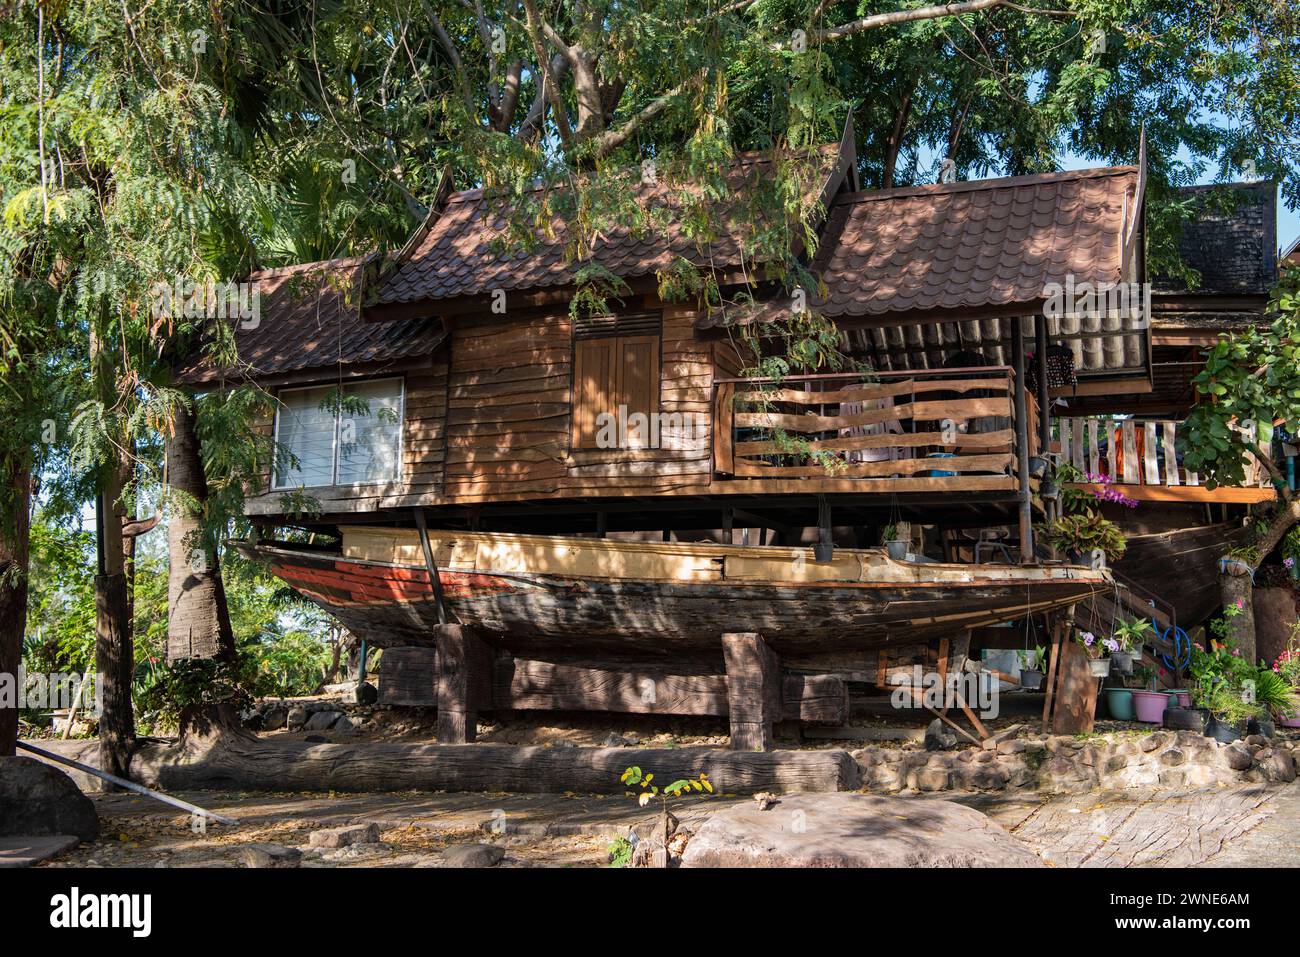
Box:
812;0;1007;42
591;76;697;159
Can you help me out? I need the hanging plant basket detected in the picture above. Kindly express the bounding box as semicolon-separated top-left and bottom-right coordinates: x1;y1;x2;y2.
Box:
1087;657;1112;678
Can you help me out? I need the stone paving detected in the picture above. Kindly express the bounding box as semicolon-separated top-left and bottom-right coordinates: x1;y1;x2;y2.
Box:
28;779;1300;868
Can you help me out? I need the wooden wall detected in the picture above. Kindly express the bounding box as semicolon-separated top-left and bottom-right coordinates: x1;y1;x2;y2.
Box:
442;303;717;500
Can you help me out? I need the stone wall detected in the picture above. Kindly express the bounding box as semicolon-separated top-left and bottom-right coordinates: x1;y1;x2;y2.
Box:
853;729;1298;796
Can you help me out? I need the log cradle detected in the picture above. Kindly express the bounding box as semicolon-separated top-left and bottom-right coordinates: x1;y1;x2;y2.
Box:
239;528;1109;745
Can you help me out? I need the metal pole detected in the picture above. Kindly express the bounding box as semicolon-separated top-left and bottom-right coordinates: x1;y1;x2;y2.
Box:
17;741;240;826
1012;318;1034;562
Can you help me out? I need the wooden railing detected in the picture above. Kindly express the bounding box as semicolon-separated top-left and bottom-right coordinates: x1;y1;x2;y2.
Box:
714;368;1032;483
1054;417;1267;488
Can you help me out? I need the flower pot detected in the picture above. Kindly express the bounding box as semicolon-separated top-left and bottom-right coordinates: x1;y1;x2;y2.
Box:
1250;716;1275;738
1132;689;1170;723
1028;455;1048;479
1105;688;1135;721
1164;707;1210;733
1087;657;1111;678
1019;668;1044;691
1110;650;1133;674
1282;715;1300;729
886;540;909;560
1289;563;1299;582
1167;689;1192;708
1207;717;1246;744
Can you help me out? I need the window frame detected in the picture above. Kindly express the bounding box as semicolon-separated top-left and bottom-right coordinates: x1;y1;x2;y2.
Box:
271;376;406;490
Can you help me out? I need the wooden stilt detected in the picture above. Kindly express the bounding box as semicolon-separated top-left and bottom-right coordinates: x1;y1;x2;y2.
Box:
434;624;493;744
721;632;780;751
1041;618;1065;733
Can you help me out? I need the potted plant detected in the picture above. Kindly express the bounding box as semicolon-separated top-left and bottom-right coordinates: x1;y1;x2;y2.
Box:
1188;631;1265;743
1017;646;1047;690
1272;636;1300;727
1285;528;1300;581
1110;617;1153;674
882;523;909;560
1075;630;1114;678
1038;509;1127;565
1130;663;1170;724
1105;669;1140;721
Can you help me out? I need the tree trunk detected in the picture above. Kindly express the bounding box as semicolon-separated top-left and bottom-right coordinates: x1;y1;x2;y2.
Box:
91;326;135;781
1219;497;1300;665
94;466;135;780
0;457;32;757
165;396;235;663
1218;566;1257;662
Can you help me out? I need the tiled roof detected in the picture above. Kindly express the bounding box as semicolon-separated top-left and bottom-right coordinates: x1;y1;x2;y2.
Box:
366;145;848;312
176;258;446;386
1152;183;1277;297
698;167;1140;328
813;167;1140;320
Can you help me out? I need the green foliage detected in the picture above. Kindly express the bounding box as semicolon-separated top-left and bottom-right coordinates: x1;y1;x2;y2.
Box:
1112;617;1154;652
135;653;269;733
1037;508;1128;561
606;836;634;868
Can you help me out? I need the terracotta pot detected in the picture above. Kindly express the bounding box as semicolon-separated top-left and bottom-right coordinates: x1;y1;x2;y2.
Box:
1132;690;1170;723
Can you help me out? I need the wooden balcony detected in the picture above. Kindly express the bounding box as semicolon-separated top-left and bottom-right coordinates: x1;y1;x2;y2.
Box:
711;368;1035;497
1055;416;1277;504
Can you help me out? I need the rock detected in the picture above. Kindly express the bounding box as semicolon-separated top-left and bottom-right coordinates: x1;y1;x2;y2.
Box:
354;682;378;705
996;739;1026;755
442;843;505;868
1260;751;1297;784
332;715;361;735
262;709;287;731
680;794;1045;868
238;844;302;868
308;823;380;849
1224;744;1253;771
1246;734;1269;748
1158;748;1186;767
914;768;952;792
0;757;99;842
303;735;327;743
601;733;627;748
982;724;1023;750
286;706;307;731
1140;732;1169;753
304;710;343;732
924;719;957;751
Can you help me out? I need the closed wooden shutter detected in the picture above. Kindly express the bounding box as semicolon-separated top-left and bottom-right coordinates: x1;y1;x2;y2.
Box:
571;332;660;449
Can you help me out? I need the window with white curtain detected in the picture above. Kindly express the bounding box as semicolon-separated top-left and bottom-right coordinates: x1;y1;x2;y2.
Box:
273;378;404;488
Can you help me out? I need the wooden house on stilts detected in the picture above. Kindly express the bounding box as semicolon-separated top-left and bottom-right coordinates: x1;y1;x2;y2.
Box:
179;126;1279;746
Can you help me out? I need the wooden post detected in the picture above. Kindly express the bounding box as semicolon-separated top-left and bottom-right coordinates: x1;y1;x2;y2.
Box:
721;632;781;751
1012;318;1034;562
1041;618;1065;734
1034;314;1051;455
413;508;451;626
814;495;833;562
1052;640;1100;734
434;624;493;744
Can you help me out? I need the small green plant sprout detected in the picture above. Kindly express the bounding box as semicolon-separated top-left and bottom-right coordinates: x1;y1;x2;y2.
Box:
1018;646;1047;671
620;766;714;867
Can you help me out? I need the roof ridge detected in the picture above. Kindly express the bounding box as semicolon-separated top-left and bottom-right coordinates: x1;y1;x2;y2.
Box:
834;166;1138;205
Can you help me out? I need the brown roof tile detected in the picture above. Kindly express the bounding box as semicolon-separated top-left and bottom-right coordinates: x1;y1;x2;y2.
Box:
176;258;446;386
367;145;848;313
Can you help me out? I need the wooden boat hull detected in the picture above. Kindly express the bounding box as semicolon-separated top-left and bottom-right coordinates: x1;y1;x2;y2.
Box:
237;529;1109;661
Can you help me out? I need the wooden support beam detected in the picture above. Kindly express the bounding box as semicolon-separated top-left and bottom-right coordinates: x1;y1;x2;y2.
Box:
380;650;849;725
434;624;493;744
1012;319;1034;561
722;632;781;751
1034;315;1051;454
412;508;451;626
1052;639;1100;734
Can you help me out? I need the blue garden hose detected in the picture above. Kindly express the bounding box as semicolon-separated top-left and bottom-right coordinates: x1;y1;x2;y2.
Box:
1159;625;1192;673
